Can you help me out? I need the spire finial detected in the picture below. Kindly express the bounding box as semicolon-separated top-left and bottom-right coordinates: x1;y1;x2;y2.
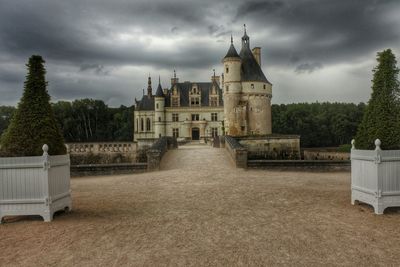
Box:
142;89;144;95
213;69;215;78
230;34;233;44
174;69;176;79
244;24;246;34
159;75;161;84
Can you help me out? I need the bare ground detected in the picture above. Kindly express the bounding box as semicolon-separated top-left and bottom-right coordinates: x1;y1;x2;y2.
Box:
1;144;400;266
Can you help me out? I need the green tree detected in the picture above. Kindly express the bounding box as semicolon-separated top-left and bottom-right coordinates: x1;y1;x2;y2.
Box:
355;49;400;149
0;55;66;156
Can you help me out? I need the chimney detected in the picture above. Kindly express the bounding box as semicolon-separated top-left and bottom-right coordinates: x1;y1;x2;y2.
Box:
252;47;261;66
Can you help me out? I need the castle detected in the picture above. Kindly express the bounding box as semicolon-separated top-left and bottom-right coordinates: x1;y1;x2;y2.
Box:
134;26;272;143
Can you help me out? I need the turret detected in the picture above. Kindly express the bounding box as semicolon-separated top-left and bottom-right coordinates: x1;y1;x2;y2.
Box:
154;76;166;138
222;35;243;135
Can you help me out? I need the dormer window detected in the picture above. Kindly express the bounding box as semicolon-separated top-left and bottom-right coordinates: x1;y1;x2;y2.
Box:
190;97;200;106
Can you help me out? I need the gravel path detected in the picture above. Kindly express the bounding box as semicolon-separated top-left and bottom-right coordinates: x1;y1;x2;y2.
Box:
1;144;400;266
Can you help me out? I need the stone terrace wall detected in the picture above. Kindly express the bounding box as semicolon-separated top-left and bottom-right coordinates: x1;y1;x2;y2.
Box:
238;135;301;160
225;136;248;168
303;149;350;160
66;142;137;165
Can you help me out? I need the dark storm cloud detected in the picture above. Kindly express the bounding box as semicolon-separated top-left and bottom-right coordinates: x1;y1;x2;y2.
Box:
235;0;400;69
295;62;323;74
0;0;399;106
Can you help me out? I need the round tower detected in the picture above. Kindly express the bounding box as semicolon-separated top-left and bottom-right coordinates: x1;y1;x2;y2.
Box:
154;77;165;138
223;35;242;135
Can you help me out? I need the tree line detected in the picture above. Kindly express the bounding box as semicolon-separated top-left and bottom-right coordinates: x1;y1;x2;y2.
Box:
0;99;133;143
0;100;364;147
272;102;366;148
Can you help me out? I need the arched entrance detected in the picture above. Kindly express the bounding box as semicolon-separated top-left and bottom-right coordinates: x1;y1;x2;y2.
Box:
191;127;200;140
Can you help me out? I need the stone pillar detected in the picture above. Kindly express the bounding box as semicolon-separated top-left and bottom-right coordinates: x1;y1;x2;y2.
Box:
146;149;161;171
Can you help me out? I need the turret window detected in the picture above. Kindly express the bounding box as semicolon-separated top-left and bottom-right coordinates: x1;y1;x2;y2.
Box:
263;84;266;89
140;118;144;132
251;84;254;89
226;85;229;92
225;65;229;73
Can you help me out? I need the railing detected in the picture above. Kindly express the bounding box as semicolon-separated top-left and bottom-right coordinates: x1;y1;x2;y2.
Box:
66;142;136;154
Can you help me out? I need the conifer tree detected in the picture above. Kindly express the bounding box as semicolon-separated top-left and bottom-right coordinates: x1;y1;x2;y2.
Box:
355;49;400;150
0;55;66;156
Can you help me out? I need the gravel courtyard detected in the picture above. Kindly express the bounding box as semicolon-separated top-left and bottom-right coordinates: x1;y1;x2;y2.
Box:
1;144;400;266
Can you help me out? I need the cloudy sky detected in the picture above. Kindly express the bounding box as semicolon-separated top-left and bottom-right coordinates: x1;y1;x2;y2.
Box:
0;0;399;107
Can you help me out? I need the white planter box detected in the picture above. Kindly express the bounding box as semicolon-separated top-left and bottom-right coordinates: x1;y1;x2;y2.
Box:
0;145;72;223
351;139;400;214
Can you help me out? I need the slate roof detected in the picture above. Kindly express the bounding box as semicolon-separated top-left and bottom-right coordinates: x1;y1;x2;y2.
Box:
224;43;240;59
239;46;270;84
166;81;223;107
155;83;164;97
136;95;154;111
136;81;223;110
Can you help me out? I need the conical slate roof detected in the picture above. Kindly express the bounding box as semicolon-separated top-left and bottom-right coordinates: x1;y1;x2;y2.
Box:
155;83;164;97
239;46;270;84
224;43;240;59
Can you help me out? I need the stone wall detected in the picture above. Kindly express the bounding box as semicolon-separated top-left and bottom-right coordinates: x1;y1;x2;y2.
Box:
225;136;248;168
66;142;137;165
303;149;350;160
238;135;300;160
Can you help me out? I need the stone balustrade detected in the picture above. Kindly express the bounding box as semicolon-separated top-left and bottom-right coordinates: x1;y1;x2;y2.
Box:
66;142;136;154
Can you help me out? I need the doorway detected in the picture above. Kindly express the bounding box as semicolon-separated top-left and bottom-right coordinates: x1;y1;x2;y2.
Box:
192;127;200;140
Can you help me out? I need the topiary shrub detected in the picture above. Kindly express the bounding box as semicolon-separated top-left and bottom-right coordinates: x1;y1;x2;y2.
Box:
355;49;400;150
0;55;66;156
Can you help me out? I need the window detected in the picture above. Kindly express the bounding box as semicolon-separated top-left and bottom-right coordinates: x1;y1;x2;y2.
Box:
156;103;159;109
158;117;161;122
210;97;218;107
251;84;254;89
191;114;199;121
146;118;151;131
136;119;138;132
211;113;218;121
226;66;229;73
225;85;229;92
263;84;266;89
172;113;179;122
190;97;200;106
172;97;179;107
140;118;144;132
211;127;218;137
173;128;179;138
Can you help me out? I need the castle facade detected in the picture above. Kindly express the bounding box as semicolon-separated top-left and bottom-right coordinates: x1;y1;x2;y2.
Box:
134;27;272;143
